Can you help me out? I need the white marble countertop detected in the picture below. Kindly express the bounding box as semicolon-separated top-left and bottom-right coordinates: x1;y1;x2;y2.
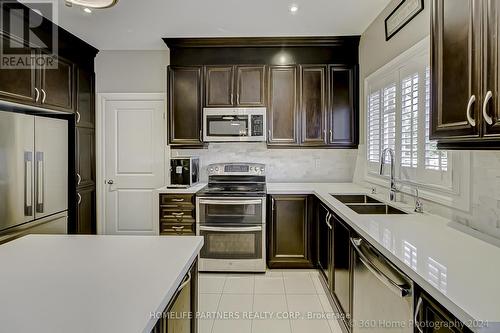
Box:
267;183;500;333
0;235;203;333
156;183;207;194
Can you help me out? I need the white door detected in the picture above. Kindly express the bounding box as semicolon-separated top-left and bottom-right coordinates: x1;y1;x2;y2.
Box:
104;99;165;235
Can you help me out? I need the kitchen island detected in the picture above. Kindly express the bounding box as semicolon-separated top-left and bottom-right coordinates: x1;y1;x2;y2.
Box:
0;235;203;333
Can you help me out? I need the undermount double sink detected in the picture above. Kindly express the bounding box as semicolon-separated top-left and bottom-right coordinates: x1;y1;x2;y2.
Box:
331;194;407;215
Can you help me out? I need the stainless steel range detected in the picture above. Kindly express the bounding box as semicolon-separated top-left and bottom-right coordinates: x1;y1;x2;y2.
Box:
196;163;266;272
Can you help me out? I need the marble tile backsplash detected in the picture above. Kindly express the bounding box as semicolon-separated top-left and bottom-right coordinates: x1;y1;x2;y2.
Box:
353;145;500;240
171;143;358;183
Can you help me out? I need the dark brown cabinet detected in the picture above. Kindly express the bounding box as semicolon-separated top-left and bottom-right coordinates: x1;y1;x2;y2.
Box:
76;186;96;235
41;55;74;112
205;66;234;106
205;65;266;107
75;68;95;128
431;0;500;148
301;65;328;145
76;127;95;188
268;195;313;268
267;65;300;145
329;65;358;147
416;290;472;333
168;66;204;146
332;214;352;326
159;194;196;236
317;203;333;288
0;35;37;104
152;259;198;333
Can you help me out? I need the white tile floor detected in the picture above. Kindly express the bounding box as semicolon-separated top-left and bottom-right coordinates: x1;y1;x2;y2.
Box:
198;269;343;333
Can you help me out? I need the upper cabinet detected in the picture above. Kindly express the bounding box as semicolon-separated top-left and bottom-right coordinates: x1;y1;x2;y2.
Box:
205;65;266;107
75;68;95;128
267;66;300;145
168;66;204;146
329;65;358;147
300;65;328;145
40;55;74;112
431;0;500;148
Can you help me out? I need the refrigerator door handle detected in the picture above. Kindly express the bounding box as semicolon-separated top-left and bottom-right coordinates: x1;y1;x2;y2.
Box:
36;152;45;213
24;152;33;216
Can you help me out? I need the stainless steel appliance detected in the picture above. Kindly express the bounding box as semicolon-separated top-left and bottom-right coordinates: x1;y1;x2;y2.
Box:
169;156;200;188
203;108;266;142
351;238;414;333
0;111;68;238
196;163;266;272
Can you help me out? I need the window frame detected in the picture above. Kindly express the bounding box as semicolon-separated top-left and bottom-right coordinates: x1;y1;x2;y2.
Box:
363;37;471;211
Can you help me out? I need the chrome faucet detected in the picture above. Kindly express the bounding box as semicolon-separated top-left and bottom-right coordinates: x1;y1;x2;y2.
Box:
379;148;398;202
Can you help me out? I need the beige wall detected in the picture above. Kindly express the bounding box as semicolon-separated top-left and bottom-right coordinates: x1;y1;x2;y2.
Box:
359;0;430;141
95;50;170;93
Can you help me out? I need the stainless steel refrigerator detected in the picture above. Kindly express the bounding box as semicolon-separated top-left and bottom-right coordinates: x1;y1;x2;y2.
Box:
0;111;68;237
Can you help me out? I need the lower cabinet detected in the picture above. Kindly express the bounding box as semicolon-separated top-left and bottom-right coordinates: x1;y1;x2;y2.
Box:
159;194;196;236
332;214;352;325
415;290;472;333
152;259;198;333
76;186;96;234
317;203;333;288
267;195;314;268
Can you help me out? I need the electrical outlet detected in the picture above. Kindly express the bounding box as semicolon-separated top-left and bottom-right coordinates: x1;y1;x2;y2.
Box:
314;158;321;169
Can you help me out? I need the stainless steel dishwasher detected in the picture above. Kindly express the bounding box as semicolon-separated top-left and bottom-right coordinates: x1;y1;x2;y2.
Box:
351;238;414;333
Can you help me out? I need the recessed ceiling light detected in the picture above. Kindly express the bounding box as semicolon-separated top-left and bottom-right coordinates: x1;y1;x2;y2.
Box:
289;4;299;13
83;7;92;13
66;0;119;9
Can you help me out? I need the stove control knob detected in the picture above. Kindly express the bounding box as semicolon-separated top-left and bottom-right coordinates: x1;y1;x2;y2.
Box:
250;167;253;171
260;167;265;172
215;167;219;172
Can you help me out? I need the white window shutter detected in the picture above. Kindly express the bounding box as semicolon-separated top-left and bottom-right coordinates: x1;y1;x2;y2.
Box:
382;84;397;152
400;73;419;168
367;90;381;162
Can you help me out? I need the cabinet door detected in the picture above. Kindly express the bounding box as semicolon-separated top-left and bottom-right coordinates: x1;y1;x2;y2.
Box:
41;55;74;112
483;0;500;137
168;66;203;145
0;35;37;104
430;0;481;139
76;186;96;234
267;66;299;145
75;68;95;128
76;127;95;188
332;215;352;325
417;292;471;333
317;203;333;289
236;65;266;106
268;195;312;268
329;65;358;147
205;66;234;106
300;65;327;145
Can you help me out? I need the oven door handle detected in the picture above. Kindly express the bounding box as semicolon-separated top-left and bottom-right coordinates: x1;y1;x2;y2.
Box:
199;226;262;232
198;199;263;205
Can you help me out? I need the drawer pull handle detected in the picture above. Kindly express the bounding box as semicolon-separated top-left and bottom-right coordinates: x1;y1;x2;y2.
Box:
171;198;185;202
483;90;494;125
171;212;184;216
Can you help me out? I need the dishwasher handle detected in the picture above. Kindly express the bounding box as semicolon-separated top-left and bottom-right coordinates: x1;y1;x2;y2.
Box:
351;238;412;298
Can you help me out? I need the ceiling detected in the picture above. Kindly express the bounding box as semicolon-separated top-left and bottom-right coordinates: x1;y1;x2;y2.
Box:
26;0;391;50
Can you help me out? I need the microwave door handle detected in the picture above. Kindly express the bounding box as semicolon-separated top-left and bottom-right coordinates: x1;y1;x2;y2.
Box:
199;226;262;232
198;199;263;205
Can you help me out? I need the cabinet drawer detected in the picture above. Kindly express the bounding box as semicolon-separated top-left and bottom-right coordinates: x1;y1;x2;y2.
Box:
160;194;194;205
160;207;195;220
160;222;195;235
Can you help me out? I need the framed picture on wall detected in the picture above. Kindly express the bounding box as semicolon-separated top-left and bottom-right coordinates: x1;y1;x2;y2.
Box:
385;0;424;41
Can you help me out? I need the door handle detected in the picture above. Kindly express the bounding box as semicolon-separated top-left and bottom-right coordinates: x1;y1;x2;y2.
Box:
329;129;333;143
41;89;47;104
198;199;262;205
36;152;44;213
77;193;82;205
483;91;494;125
350;238;412;298
199;226;262;232
34;88;40;102
107;180;114;185
24;152;33;216
414;297;424;333
466;95;476;127
76;111;81;124
77;173;81;186
178;272;191;291
199;129;203;142
325;212;332;229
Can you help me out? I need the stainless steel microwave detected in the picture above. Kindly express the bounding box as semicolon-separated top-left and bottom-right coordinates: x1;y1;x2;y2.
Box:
203;108;267;142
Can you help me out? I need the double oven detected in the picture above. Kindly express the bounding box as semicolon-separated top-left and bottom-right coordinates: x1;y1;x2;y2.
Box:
196;163;266;272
